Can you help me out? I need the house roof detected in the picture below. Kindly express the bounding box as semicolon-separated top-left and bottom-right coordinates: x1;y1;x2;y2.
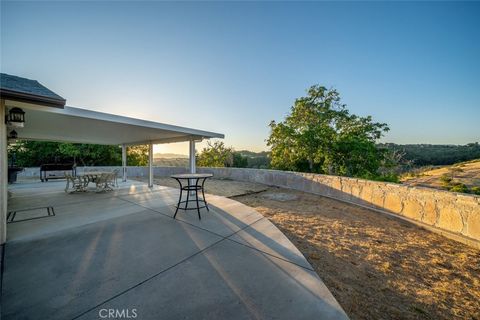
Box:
0;73;66;108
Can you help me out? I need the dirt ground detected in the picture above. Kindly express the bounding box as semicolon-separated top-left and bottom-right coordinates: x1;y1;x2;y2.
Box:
149;178;480;320
402;160;480;190
142;177;268;197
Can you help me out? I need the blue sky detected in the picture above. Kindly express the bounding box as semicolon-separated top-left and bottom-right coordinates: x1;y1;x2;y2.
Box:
1;1;479;154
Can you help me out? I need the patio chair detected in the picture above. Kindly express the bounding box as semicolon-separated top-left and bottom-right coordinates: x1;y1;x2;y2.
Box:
112;168;120;187
65;173;87;193
95;172;116;192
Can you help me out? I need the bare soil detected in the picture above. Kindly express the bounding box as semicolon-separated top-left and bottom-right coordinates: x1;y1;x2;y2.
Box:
149;177;480;320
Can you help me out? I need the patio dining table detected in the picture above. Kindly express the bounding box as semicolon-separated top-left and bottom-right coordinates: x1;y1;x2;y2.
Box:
81;172;112;183
65;171;117;193
171;173;213;219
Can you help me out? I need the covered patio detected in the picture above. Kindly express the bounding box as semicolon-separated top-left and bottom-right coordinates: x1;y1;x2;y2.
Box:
2;180;348;319
0;72;223;244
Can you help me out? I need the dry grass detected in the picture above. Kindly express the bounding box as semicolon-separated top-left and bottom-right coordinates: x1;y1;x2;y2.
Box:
402;160;480;190
234;188;480;320
150;177;480;319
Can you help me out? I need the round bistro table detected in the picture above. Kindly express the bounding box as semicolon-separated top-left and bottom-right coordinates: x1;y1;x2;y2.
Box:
170;173;213;219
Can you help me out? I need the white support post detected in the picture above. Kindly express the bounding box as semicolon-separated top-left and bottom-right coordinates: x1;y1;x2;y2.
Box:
0;100;7;245
189;140;196;174
189;140;196;195
121;144;127;182
148;143;153;188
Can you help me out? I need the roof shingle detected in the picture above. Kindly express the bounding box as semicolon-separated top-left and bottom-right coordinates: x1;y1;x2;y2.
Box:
0;73;66;107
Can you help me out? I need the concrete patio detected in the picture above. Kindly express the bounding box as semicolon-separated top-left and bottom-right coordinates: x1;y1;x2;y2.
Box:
1;180;348;320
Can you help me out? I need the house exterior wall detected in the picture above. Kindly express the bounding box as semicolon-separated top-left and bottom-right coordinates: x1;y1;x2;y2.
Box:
0;100;7;244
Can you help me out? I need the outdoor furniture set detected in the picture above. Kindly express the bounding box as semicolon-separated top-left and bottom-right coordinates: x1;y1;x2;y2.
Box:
65;170;119;193
65;170;213;219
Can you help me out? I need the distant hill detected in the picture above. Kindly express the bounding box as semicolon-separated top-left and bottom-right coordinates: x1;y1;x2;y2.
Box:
379;143;480;166
153;158;189;167
152;150;270;168
236;150;270;169
153;152;188;167
237;150;270;157
153;153;188;159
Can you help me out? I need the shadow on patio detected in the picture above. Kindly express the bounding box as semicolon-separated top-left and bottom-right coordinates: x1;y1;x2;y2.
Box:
1;180;348;320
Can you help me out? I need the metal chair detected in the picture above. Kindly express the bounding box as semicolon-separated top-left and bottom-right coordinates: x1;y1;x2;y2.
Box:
65;173;87;193
112;168;120;187
95;172;116;192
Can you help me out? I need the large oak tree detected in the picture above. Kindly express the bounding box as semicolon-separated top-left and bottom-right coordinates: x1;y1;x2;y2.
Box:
267;85;390;178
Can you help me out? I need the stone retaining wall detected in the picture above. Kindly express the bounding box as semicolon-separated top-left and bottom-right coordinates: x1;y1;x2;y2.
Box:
198;167;480;245
18;166;480;245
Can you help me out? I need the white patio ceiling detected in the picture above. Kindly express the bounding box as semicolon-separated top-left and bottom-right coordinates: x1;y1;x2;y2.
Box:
5;102;224;145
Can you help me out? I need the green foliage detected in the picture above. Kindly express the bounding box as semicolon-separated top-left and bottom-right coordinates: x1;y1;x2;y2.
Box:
232;152;248;168
8;141;148;167
127;145;149;166
361;172;400;183
237;150;271;168
267;85;390;179
440;174;453;186
197;141;233;167
379;143;480;166
440;176;479;195
449;183;469;194
471;187;480;195
8;141;64;166
196;142;260;168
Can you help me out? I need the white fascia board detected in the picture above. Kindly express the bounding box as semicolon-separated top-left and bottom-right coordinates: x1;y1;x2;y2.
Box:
6;100;225;139
64;106;225;139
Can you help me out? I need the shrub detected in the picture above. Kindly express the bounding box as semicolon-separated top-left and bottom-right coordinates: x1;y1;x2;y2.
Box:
449;183;469;194
470;186;480;195
440;174;452;186
362;173;400;183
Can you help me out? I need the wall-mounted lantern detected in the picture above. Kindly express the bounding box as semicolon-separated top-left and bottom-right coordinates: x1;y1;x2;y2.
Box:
8;130;18;140
5;107;25;128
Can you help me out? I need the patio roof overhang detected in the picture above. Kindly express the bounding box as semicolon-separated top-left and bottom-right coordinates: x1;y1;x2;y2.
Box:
3;100;224;145
1;73;223;145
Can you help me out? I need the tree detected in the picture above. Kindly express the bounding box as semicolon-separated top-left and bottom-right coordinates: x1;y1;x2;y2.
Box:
127;145;149;166
238;151;271;168
7;141;148;167
232;152;248;168
8;141;64;166
197;141;234;167
267;85;390;178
